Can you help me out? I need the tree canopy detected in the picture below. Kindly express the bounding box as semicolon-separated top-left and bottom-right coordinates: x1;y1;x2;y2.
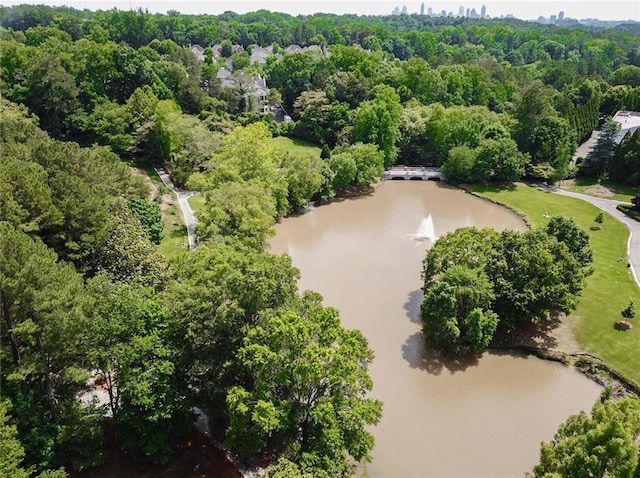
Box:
421;219;593;353
530;397;640;478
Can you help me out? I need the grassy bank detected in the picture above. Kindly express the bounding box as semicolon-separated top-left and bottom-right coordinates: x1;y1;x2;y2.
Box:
188;194;205;217
131;164;190;260
469;183;640;387
157;196;189;260
272;136;322;159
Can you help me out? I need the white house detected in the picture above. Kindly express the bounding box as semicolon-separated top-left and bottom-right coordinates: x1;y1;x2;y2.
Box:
613;110;640;144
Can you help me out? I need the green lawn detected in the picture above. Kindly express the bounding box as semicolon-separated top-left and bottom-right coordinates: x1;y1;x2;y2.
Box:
131;163;189;260
157;197;189;260
272;136;322;160
556;177;635;202
469;183;640;387
188;194;206;217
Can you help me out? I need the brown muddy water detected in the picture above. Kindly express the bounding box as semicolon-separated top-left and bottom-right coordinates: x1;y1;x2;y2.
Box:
271;181;602;477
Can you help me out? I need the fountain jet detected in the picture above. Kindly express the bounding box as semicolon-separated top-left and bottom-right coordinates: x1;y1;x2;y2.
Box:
416;215;436;242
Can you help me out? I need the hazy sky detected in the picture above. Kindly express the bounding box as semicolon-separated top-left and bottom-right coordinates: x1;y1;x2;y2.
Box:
8;1;640;21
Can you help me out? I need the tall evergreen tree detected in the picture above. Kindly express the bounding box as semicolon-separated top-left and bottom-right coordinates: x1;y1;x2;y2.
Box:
580;119;620;177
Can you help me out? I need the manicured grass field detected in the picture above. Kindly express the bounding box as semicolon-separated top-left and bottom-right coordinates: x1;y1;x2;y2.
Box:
272;136;322;160
470;183;640;387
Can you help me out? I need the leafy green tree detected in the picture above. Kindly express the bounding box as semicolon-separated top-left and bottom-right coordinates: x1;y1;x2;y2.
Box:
530;398;640;478
125;85;160;131
609;65;640;88
352;85;402;167
329;143;384;190
153;99;222;186
88;206;169;290
197;182;277;250
442;146;478;182
473;137;528;182
0;400;31;478
220;39;233;57
201;122;289;216
116;332;192;463
545;215;593;269
423;225;590;344
421;265;498;354
87;100;134;154
265;52;322;112
226;293;382;476
328;152;357;192
420;105;506;166
22;52;80;136
400;57;445;105
397;104;432;165
0;223;103;471
348;142;385;187
164;244;300;414
127;197;164;244
527;116;574;182
422;227;499;290
324;71;370;108
487;229;586;328
280;152;327;213
0;400;69;477
1;102;149;268
328;45;380;78
513;82;555;154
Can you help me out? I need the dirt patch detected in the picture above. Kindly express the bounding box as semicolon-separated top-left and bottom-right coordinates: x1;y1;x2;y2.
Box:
583;185;616;197
159;193;176;212
491;314;581;354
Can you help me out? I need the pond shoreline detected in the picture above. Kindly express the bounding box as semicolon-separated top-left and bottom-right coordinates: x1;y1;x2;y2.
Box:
491;345;640;400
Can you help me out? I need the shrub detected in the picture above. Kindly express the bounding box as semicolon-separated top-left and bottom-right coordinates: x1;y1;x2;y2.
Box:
621;301;636;319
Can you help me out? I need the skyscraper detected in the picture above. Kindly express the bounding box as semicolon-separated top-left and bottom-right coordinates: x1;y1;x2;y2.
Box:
558;11;565;21
459;5;465;17
481;4;486;19
420;2;425;15
427;7;433;16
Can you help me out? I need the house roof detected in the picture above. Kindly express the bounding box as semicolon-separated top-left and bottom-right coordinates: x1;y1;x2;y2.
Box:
613;110;640;143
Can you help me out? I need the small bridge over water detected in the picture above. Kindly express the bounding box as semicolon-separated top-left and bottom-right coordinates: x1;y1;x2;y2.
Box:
383;166;445;181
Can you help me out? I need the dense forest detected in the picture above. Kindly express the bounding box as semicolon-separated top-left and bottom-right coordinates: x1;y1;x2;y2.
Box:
1;4;640;477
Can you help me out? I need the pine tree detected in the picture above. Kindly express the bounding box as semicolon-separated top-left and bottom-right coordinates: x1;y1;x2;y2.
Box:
580;119;619;177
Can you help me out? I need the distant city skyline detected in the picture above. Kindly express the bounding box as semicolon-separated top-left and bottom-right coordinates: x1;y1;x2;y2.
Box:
7;1;639;21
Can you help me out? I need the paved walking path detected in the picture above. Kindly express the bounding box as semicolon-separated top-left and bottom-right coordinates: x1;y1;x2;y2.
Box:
154;167;198;250
572;130;600;166
535;183;639;287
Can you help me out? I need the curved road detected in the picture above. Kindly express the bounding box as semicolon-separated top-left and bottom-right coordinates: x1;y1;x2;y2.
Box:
536;183;639;287
154;167;198;250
